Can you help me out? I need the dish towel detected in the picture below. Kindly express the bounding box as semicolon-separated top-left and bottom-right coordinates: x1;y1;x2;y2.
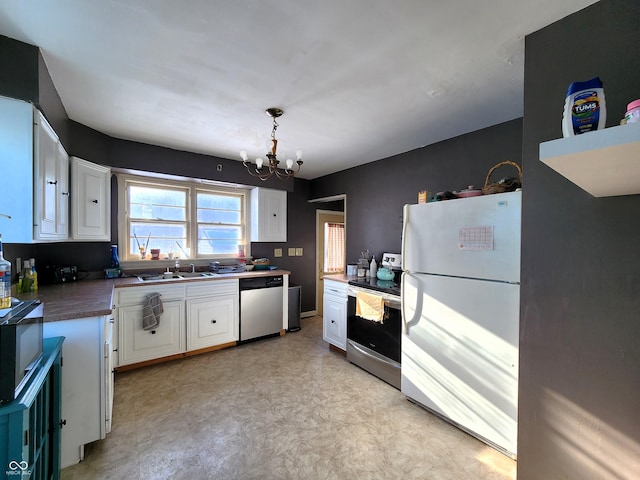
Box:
142;292;163;330
356;290;384;323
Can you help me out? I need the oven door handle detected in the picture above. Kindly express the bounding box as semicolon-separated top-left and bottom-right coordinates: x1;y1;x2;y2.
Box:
348;340;401;369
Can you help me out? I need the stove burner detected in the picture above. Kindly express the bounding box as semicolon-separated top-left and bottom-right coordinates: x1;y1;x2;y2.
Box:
348;278;401;296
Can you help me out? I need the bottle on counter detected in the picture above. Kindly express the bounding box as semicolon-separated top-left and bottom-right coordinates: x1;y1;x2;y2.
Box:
0;234;11;308
369;256;377;278
21;260;32;293
111;245;120;268
29;258;38;291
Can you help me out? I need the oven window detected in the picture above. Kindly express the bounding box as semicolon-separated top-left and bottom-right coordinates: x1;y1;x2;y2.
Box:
347;297;401;362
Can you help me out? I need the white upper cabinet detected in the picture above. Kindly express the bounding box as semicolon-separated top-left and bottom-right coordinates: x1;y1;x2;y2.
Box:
0;96;71;243
71;157;111;241
250;187;287;242
0;96;34;242
33;109;69;241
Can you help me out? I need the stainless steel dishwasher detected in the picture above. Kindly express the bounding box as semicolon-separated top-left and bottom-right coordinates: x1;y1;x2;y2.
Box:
239;275;284;342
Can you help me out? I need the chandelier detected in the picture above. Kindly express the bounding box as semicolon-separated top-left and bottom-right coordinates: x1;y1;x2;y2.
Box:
240;108;303;181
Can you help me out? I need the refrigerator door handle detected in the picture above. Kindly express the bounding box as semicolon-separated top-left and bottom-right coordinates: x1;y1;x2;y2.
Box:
401;272;408;335
401;203;409;271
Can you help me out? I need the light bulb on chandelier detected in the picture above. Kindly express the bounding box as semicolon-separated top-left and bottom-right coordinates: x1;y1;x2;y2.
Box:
240;108;303;181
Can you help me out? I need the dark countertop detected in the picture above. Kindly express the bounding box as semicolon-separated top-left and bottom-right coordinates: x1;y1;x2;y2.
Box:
12;269;290;323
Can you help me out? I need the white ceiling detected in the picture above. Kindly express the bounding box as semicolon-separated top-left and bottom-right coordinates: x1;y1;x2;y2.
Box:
0;0;597;179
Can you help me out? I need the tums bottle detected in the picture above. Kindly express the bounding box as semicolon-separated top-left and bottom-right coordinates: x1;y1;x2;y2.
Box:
562;77;606;137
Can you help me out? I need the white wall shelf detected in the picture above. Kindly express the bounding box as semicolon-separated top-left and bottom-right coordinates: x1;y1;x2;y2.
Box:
539;123;640;197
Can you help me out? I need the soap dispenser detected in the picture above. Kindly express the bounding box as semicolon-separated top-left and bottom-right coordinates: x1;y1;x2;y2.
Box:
369;256;377;278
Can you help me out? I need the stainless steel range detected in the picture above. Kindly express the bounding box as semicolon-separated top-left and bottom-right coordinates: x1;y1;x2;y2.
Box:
346;272;402;389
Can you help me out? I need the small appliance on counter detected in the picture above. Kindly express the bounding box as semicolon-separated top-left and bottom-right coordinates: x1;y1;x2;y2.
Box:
40;265;79;284
0;299;44;404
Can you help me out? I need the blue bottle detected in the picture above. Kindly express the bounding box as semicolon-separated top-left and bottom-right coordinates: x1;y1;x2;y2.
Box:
111;245;120;268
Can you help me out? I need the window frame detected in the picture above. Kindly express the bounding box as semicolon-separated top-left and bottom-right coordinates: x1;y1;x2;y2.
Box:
116;173;249;265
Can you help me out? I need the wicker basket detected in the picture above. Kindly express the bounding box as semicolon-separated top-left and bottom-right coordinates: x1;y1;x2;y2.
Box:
482;161;523;195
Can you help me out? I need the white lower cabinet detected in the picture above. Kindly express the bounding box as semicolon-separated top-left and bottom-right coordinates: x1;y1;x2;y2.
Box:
187;296;237;350
118;299;185;365
186;279;239;350
114;279;240;368
43;315;113;468
323;280;347;350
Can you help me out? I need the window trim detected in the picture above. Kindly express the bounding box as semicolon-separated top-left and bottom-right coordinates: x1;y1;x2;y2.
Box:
116;172;250;266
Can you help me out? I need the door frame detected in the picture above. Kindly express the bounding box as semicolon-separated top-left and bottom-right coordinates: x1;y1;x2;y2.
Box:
309;194;346;316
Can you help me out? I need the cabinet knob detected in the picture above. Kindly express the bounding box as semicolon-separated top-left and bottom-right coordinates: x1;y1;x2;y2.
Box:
92;199;99;204
59;419;67;428
273;213;277;217
150;330;156;334
331;320;335;323
48;180;58;185
61;191;70;196
211;319;217;323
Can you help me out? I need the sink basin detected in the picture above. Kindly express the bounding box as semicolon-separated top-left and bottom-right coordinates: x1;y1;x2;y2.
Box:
137;272;220;282
137;274;182;282
177;271;220;278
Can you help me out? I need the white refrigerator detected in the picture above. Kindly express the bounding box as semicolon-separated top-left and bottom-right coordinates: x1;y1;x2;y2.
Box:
401;191;521;458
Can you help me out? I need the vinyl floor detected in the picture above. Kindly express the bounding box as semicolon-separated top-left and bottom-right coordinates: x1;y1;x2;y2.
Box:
60;316;516;480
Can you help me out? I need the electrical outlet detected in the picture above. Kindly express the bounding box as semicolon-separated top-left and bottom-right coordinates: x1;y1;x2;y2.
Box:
274;248;282;258
288;247;296;256
295;248;303;256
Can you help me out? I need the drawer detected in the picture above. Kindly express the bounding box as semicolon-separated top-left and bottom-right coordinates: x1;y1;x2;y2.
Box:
115;284;185;306
185;279;238;298
324;279;348;296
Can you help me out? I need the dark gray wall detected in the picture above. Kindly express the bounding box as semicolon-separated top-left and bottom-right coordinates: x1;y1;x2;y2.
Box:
0;35;38;103
311;119;523;264
519;1;640;478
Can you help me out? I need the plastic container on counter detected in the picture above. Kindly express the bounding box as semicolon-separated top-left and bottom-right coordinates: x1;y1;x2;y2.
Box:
624;99;640;124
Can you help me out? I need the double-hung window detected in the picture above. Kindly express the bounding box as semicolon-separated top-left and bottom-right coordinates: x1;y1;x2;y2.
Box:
118;174;247;262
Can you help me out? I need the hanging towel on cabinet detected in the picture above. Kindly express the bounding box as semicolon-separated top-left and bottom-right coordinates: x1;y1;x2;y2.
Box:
142;292;163;330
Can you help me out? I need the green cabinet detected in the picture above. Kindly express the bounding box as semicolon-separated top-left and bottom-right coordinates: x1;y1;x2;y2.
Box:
0;337;64;480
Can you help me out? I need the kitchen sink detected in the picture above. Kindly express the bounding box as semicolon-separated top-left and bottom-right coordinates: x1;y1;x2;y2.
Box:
178;271;220;278
137;271;220;282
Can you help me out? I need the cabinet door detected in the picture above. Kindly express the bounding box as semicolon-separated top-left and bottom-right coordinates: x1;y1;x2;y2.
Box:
251;187;287;242
34;112;59;239
71;157;111;240
187;296;238;350
323;293;347;350
0;96;34;243
118;300;185;365
34;110;69;240
56;143;70;237
43;317;103;468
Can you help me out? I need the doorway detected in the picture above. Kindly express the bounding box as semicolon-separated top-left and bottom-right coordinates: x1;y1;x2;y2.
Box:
312;202;345;318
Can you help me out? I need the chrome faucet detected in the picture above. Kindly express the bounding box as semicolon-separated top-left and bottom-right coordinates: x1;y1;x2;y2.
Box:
189;263;196;273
